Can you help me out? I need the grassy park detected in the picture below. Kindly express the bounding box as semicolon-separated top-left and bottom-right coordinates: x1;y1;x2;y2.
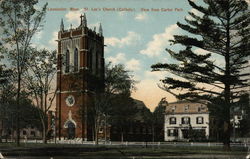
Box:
0;143;248;158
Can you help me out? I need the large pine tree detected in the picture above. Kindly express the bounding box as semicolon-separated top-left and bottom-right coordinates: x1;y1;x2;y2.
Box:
151;0;250;150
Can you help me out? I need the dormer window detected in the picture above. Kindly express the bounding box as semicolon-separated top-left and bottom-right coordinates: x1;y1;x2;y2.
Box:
172;106;176;112
198;107;201;112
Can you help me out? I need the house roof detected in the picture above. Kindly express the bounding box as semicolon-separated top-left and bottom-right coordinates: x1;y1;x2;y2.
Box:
166;101;209;114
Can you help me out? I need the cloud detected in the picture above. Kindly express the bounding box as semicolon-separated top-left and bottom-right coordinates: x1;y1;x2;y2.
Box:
106;53;126;64
144;71;166;80
34;31;43;40
31;31;48;50
193;48;210;55
105;31;141;48
88;22;100;31
194;48;225;67
126;58;141;71
48;31;58;49
65;10;81;26
134;12;148;21
140;24;179;57
106;53;141;71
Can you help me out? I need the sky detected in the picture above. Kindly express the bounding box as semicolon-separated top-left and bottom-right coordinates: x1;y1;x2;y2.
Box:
32;0;249;111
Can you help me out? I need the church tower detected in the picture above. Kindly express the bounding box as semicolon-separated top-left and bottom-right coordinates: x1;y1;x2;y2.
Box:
56;14;104;140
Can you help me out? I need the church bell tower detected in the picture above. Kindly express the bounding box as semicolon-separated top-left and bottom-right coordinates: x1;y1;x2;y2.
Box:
56;14;104;140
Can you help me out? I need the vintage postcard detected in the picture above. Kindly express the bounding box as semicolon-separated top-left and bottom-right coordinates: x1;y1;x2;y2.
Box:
0;0;249;158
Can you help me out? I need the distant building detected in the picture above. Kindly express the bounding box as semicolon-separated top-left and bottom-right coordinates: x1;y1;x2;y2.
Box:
164;101;209;141
0;124;42;141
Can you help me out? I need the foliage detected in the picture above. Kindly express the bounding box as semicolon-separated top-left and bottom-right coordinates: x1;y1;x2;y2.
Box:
236;93;250;137
105;63;136;95
151;98;168;141
0;90;42;136
109;93;138;129
0;0;48;145
23;48;57;143
89;63;137;143
151;0;250;150
152;98;167;125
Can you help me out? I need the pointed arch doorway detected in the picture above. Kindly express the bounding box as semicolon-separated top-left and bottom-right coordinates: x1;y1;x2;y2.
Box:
65;121;76;139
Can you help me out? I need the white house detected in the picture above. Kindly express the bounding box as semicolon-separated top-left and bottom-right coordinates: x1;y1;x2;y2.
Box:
164;101;209;141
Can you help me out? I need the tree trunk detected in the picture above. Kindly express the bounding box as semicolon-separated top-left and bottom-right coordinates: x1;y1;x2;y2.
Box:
152;125;155;142
95;128;99;145
121;131;124;143
41;118;47;144
44;93;48;144
92;127;95;141
94;117;99;145
104;115;107;143
223;116;231;151
16;70;21;146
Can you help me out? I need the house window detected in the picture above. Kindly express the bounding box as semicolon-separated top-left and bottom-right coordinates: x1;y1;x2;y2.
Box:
169;117;176;125
184;105;189;112
196;117;204;124
167;129;178;137
172;106;176;112
23;130;27;135
30;131;36;137
65;49;70;73
181;117;190;124
198;107;201;112
74;48;78;72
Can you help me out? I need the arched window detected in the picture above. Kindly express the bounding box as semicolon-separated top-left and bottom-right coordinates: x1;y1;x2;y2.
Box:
65;49;70;73
74;48;78;72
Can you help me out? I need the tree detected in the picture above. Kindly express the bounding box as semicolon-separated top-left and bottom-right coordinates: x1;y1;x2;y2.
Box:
0;65;16;141
89;63;136;144
151;0;250;150
0;67;41;142
0;0;47;145
235;93;250;137
152;98;168;142
23;48;57;144
109;93;137;142
0;91;42;142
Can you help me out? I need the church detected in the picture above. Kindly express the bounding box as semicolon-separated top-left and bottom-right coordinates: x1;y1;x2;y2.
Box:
55;14;105;141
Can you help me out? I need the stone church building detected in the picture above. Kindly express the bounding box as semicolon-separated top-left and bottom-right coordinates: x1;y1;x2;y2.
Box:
56;14;105;141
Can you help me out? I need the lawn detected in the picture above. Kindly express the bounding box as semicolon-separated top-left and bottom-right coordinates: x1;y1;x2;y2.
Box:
0;143;247;158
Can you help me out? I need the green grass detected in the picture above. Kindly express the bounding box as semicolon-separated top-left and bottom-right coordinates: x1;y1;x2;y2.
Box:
0;142;247;157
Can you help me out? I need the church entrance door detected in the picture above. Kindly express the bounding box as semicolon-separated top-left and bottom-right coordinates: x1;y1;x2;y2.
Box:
67;122;75;139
